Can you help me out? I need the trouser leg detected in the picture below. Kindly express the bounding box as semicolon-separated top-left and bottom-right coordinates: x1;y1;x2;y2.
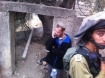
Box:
46;64;52;78
56;69;64;78
46;64;64;78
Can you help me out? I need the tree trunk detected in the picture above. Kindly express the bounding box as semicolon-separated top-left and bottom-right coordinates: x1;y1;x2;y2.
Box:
59;0;76;9
38;0;56;43
38;15;54;43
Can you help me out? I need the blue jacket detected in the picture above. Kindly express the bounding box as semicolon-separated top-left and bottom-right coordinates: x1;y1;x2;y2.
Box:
45;34;71;69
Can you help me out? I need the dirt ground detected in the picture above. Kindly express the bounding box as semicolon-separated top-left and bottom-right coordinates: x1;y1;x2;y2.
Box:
13;41;48;78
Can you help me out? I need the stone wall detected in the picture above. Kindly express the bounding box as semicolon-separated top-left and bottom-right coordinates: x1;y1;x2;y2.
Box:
0;1;84;77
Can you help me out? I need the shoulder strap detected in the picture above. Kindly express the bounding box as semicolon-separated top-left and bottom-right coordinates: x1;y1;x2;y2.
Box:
77;47;91;67
77;47;100;77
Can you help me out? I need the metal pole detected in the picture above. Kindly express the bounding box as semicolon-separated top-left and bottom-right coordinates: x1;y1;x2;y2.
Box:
22;28;34;59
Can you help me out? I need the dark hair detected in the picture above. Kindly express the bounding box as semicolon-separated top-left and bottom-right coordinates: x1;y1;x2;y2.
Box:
82;30;93;42
56;24;65;31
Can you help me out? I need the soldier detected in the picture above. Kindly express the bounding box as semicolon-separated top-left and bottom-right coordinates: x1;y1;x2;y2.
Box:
69;11;105;78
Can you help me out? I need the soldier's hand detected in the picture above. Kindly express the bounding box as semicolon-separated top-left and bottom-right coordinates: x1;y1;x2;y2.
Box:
101;60;105;72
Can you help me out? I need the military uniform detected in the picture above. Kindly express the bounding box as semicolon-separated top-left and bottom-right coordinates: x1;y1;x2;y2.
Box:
69;11;105;78
69;54;105;78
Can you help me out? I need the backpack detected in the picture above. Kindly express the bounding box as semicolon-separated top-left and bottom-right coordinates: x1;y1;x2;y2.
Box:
63;46;79;78
63;46;101;78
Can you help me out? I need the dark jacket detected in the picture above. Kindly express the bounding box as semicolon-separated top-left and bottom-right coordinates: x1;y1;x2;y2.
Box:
45;34;71;69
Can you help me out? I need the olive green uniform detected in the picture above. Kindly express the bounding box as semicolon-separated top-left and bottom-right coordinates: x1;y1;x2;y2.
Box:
69;54;105;78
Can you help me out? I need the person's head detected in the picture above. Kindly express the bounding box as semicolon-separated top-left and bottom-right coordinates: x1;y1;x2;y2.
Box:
74;11;105;49
54;22;65;38
82;20;105;49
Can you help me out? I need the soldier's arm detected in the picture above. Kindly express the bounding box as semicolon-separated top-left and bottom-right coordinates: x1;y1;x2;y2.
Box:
96;71;105;78
96;61;105;78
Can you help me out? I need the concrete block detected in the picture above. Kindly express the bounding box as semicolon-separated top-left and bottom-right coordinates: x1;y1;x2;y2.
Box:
72;16;85;45
0;12;15;77
0;1;76;17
